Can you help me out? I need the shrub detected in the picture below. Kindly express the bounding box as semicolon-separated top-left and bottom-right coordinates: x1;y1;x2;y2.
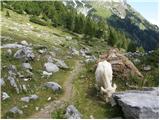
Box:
5;10;10;17
29;16;48;26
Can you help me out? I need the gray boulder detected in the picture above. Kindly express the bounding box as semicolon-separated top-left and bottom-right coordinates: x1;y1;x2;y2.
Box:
44;82;62;92
44;62;59;73
1;43;24;49
8;76;19;94
2;92;10;100
9;106;23;115
64;105;82;119
22;63;32;70
14;47;35;61
0;78;5;86
8;65;17;75
144;65;151;71
21;96;30;103
112;87;159;119
21;94;39;103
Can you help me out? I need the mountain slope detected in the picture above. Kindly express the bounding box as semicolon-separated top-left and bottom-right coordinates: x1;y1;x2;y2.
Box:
64;0;159;51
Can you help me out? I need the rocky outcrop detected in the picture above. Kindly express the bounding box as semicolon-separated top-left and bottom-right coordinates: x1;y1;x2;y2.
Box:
64;105;82;119
97;48;143;80
14;47;35;61
112;87;159;119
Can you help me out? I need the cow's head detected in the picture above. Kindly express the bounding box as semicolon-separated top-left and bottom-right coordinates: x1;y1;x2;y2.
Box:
100;84;117;102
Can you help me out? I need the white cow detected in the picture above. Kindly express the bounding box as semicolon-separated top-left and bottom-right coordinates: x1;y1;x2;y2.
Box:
95;60;117;102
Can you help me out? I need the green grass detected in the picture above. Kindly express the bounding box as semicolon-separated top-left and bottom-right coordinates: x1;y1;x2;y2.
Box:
1;8;83;118
72;62;123;119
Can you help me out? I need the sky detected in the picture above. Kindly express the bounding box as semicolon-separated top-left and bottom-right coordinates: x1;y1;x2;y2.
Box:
127;0;159;26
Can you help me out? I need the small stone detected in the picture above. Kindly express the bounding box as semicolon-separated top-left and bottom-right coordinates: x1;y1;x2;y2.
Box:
21;97;30;103
21;40;28;46
23;78;29;81
0;78;5;86
47;97;51;101
2;92;10;100
65;36;72;40
30;94;39;100
35;107;39;111
90;115;94;119
22;84;27;92
9;106;23;115
22;63;32;70
144;65;151;71
64;105;82;119
44;82;62;92
7;49;12;56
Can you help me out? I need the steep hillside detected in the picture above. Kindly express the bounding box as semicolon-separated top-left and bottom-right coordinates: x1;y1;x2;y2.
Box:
64;0;159;51
1;1;159;119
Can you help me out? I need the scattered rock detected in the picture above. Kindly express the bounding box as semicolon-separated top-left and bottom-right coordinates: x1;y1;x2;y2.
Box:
30;94;39;100
47;56;53;63
21;94;39;103
22;84;27;92
90;115;94;119
98;48;143;80
1;43;24;49
85;55;96;63
20;40;28;46
133;58;141;64
112;87;159;119
64;105;82;119
44;62;59;73
42;71;52;77
7;49;12;56
22;105;28;108
38;49;46;54
26;69;33;76
0;78;5;86
35;107;39;111
14;47;35;61
70;47;79;56
47;97;52;101
0;36;12;41
8;65;17;75
22;63;32;70
7;76;19;94
2;92;10;100
44;82;62;92
21;96;30;103
23;78;29;81
9;106;23;115
143;65;151;71
65;36;72;40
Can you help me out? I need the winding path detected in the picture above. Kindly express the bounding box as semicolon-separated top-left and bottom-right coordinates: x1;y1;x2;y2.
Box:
30;60;82;118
